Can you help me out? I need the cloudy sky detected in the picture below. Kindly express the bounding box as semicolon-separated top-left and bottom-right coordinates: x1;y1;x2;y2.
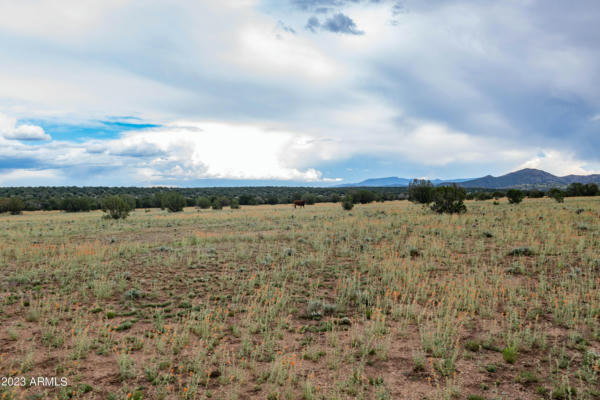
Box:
1;0;599;186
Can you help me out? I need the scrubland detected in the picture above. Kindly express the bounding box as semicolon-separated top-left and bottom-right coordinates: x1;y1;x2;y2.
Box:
1;198;599;399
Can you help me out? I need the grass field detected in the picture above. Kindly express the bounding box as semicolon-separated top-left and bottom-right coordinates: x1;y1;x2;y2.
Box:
1;199;600;400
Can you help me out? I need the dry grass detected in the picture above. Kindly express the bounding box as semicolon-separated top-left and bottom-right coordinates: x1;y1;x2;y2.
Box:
1;198;599;399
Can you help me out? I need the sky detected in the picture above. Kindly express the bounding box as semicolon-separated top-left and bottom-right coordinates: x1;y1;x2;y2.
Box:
1;0;599;187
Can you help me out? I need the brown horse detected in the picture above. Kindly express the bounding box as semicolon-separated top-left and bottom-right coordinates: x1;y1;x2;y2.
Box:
293;200;305;208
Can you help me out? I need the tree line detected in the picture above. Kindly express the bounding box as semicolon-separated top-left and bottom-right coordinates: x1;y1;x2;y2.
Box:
1;182;598;216
0;187;405;215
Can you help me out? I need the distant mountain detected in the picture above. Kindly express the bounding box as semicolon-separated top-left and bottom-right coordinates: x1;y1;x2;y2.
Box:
336;177;411;187
336;168;600;189
336;177;472;188
455;168;600;189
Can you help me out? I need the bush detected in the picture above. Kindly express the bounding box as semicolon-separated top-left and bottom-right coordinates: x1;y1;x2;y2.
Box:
238;194;257;205
528;190;544;198
341;195;354;210
506;189;525;204
1;197;25;215
301;193;317;205
197;196;211;209
101;196;132;219
502;346;518;364
547;188;565;203
230;199;240;209
408;179;434;204
60;196;95;212
430;184;466;214
163;192;186;212
351;190;376;204
211;196;229;210
0;197;25;215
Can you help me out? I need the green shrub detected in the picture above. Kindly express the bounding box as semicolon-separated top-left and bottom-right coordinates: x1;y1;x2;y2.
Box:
0;197;25;215
430;184;467;214
230;199;240;209
101;196;132;219
341;195;353;210
197;196;211;209
163;192;186;212
506;189;525;204
548;188;565;203
502;346;518;364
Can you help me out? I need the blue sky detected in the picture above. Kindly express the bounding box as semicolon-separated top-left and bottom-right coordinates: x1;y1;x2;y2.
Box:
1;0;599;186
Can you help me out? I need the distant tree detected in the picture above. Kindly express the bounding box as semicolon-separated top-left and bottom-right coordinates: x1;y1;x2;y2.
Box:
60;196;94;212
408;179;434;204
528;190;544;198
475;192;493;201
266;195;279;205
341;195;354;210
584;183;599;196
163;192;186;212
230;199;240;209
547;188;565;203
506;189;525;204
352;190;376;204
121;195;137;211
211;196;229;210
1;197;25;215
566;183;584;197
430;184;466;214
492;191;503;200
197;196;211;209
101;196;132;219
238;194;258;205
302;192;317;205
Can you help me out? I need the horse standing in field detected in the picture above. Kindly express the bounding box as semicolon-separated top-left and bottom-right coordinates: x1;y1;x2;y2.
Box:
293;200;305;208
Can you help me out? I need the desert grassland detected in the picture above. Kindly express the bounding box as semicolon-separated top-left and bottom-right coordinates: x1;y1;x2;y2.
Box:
0;199;599;400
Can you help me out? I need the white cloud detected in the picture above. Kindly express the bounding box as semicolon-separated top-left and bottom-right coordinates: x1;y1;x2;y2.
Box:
0;169;63;186
517;150;600;176
0;113;50;140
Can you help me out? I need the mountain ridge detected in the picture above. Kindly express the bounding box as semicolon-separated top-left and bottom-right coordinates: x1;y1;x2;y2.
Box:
337;168;600;189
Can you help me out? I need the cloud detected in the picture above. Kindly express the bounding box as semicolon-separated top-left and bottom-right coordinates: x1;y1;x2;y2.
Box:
0;113;50;140
1;1;600;184
322;13;364;34
0;168;63;186
305;16;321;32
517;150;600;176
0;121;335;185
277;20;296;34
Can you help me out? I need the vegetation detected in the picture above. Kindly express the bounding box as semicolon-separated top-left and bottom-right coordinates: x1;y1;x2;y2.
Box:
101;195;133;219
1;196;599;398
408;179;434;204
430;184;467;214
162;192;186;212
548;188;565;203
0;196;25;214
341;195;354;210
506;188;525;204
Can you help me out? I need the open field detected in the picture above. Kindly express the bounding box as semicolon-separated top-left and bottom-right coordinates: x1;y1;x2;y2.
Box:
1;199;600;400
